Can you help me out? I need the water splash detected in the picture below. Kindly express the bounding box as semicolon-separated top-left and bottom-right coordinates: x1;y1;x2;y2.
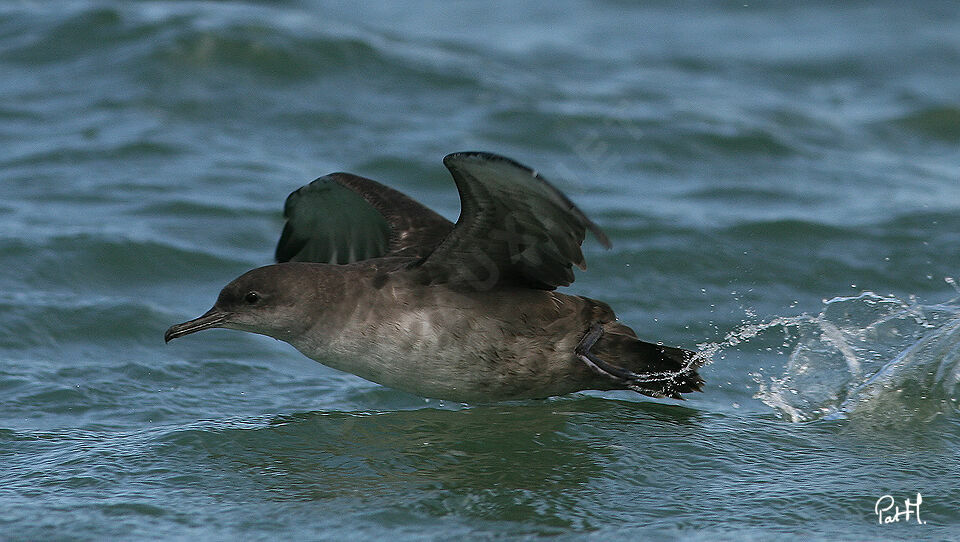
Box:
705;285;960;423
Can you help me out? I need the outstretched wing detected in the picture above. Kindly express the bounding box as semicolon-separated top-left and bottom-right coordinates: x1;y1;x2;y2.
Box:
416;152;610;290
275;173;453;264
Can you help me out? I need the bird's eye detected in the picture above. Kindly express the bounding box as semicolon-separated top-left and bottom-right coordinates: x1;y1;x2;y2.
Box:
244;291;261;304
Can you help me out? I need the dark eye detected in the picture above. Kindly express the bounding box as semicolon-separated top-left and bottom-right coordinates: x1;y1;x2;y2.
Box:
244;291;261;304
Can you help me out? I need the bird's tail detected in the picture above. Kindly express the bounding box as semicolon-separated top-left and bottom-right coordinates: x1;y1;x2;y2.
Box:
589;326;706;400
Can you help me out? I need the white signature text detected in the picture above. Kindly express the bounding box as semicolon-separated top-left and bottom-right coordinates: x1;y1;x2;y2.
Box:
874;493;926;525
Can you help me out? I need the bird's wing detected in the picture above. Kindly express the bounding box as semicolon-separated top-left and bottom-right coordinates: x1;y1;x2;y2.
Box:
414;152;610;290
275;172;454;264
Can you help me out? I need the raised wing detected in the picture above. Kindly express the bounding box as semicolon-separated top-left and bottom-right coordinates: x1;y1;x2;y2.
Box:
275;173;453;264
416;152;610;290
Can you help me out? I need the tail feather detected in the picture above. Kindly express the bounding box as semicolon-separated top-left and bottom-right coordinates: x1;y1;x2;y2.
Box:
592;332;706;399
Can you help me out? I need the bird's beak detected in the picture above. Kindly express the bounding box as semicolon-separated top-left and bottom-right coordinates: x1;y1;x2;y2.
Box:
164;308;228;343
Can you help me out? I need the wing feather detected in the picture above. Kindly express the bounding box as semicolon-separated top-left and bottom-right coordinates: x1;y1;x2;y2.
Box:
416;152;610;290
275;173;453;264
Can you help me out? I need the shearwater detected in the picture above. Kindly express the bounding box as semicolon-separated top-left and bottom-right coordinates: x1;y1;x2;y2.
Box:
165;152;704;402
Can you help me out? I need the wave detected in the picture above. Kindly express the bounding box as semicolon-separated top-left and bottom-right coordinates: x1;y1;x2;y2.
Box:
0;292;174;351
1;233;249;290
887;106;960;143
706;287;960;423
0;4;483;85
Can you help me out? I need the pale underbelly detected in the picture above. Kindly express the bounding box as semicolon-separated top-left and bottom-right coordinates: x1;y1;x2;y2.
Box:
293;319;584;402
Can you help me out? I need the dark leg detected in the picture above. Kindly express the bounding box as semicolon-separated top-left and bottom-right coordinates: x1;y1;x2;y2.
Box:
576;323;704;399
575;323;644;382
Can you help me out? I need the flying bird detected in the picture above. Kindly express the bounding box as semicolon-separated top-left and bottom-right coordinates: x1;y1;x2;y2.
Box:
165;152;704;402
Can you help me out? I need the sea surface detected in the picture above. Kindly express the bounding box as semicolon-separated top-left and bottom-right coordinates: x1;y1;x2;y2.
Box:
2;1;959;540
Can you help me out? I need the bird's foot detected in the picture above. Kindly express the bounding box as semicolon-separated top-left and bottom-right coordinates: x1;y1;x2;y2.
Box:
575;323;688;397
575;323;643;382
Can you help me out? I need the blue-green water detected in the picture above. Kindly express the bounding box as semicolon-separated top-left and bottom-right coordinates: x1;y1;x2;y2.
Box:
2;1;959;540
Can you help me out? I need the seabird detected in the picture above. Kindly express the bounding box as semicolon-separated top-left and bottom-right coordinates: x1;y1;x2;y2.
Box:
165;152;705;402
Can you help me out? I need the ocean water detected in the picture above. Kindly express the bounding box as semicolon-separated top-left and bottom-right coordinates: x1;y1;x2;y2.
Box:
2;1;959;540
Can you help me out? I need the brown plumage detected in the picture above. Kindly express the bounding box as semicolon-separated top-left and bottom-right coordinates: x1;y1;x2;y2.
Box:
165;152;705;402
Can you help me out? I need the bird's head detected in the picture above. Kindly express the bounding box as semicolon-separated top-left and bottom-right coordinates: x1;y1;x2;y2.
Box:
164;263;328;343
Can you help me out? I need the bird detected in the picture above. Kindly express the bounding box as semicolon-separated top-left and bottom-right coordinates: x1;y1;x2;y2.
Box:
164;152;705;402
